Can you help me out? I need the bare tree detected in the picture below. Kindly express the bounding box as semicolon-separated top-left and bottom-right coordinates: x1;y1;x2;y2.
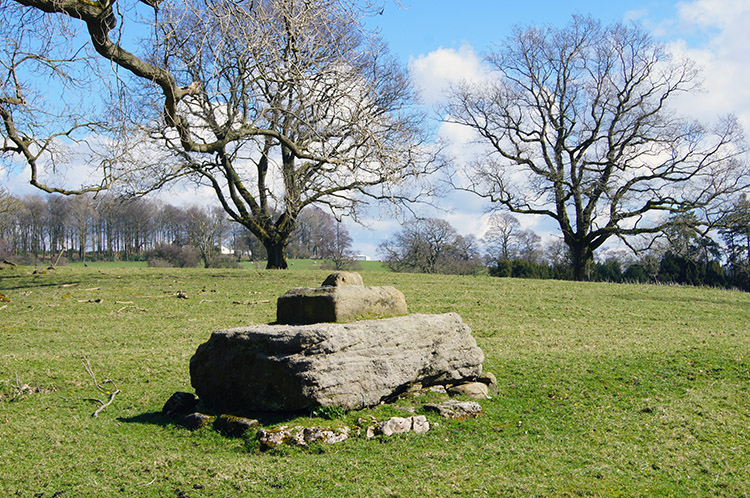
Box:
8;0;436;268
448;16;748;280
481;212;520;262
320;222;357;271
185;205;227;268
379;217;482;275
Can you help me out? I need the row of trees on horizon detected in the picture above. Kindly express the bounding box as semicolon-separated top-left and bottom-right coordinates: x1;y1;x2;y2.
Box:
0;191;357;270
378;202;750;291
2;190;748;291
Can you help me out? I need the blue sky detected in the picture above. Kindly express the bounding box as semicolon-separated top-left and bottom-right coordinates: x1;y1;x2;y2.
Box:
3;0;749;260
370;1;676;61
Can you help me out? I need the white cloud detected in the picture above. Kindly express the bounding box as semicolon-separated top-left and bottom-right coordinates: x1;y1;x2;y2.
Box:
408;44;489;107
676;0;750;30
666;0;750;131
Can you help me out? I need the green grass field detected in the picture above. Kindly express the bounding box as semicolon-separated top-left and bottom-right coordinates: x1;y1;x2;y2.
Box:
0;265;748;497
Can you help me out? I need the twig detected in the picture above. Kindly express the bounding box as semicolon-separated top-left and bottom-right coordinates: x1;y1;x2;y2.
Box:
116;305;148;313
137;477;157;487
0;305;7;311
82;356;121;418
50;248;65;269
232;299;271;305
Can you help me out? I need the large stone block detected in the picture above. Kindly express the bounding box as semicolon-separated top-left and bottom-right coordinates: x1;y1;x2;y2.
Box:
190;313;484;412
276;285;407;324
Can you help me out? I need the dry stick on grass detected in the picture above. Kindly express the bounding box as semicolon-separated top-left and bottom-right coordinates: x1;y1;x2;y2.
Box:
116;305;148;313
232;299;272;305
49;248;65;269
81;356;121;418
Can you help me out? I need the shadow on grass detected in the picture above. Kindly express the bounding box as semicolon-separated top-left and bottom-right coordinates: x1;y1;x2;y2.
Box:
118;409;306;428
0;279;82;291
118;411;173;427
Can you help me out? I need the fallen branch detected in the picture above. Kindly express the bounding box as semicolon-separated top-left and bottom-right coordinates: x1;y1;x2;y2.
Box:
232;299;272;305
82;356;121;418
51;248;65;268
116;305;148;313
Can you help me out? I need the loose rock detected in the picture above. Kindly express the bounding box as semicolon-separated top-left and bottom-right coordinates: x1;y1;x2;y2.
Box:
448;382;490;399
162;392;198;418
378;416;412;436
477;372;498;394
256;426;350;450
178;412;214;430
424;400;484;420
213;414;259;437
411;415;430;434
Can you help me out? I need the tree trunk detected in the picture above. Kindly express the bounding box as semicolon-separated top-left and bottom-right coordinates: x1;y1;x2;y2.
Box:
265;241;288;269
570;244;593;281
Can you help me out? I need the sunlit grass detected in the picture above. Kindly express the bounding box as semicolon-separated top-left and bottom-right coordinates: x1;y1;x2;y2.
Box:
1;265;748;496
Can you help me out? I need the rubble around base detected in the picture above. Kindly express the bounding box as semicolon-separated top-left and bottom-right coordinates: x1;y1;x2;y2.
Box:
256;426;351;450
424;400;484;420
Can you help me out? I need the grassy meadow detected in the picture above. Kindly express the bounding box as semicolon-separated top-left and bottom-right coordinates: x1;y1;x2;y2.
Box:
0;264;748;497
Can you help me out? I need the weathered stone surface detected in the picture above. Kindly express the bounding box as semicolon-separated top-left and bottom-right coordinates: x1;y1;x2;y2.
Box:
411;415;430;434
477;372;498;394
162;392;198;417
213;414;259;437
178;412;214;430
257;426;349;450
190;313;484;412
378;416;412;436
448;382;490;399
424;400;483;420
276;285;407;324
321;272;364;287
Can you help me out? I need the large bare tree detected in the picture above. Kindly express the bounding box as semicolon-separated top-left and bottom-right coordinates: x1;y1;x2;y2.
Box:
5;0;436;268
448;16;748;280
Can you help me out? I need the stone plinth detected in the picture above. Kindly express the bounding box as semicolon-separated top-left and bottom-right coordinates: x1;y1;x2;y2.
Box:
190;313;484;412
276;285;407;324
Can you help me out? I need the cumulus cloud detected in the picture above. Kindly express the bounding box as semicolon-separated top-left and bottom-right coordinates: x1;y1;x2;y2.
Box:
666;0;750;130
408;44;489;107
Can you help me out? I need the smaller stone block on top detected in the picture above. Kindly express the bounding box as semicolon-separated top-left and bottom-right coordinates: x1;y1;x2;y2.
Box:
276;272;407;324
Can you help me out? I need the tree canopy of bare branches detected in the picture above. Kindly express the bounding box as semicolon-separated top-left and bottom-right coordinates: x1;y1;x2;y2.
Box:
447;15;749;280
379;217;482;275
6;0;436;268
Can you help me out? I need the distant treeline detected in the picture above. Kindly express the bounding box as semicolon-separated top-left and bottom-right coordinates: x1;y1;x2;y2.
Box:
0;192;354;268
378;211;750;292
